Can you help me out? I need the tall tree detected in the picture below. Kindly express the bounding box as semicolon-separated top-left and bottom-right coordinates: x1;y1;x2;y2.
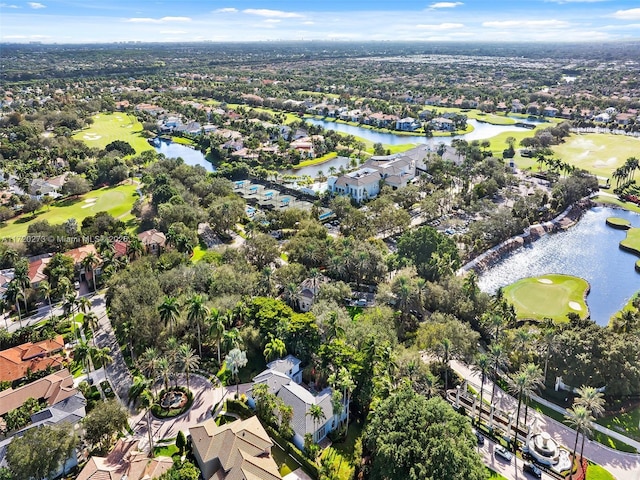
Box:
507;363;543;450
263;336;287;362
307;404;326;443
5;423;77;480
364;384;487;480
81;252;99;292
226;348;248;397
139;389;155;457
176;343;200;390
564;405;594;473
185;294;209;358
158;296;181;335
472;353;491;424
207;308;226;365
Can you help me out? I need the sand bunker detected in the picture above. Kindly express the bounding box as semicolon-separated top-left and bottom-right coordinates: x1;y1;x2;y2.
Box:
83;133;102;141
569;301;582;311
84;198;96;203
538;278;553;284
593;157;617;167
81;203;96;209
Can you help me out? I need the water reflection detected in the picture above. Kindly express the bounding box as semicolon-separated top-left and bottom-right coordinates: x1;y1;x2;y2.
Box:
477;207;640;326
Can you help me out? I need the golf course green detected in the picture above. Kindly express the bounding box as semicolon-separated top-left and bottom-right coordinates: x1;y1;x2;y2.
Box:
0;183;139;239
72;112;154;153
503;274;590;322
620;228;640;257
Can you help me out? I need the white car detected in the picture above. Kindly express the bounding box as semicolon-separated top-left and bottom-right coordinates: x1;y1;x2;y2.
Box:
494;445;513;462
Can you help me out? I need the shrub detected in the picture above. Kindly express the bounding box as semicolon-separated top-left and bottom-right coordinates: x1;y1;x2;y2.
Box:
225;399;252;419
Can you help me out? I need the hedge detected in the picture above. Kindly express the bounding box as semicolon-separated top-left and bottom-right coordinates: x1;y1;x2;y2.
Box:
225;399;253;419
264;424;319;480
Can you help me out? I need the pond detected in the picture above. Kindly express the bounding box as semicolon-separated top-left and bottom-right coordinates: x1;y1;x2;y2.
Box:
283;156;353;178
477;207;640;326
304;118;540;146
153;139;215;172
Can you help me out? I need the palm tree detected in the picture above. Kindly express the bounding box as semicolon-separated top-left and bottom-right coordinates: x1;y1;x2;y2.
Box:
263;336;287;362
158;296;181;335
74;340;91;376
337;367;355;435
81;252;99;292
77;296;91;315
226;348;248;397
522;362;544;425
92;347;113;377
565;405;594;473
186;294;209;358
574;385;605;464
208;308;226;365
138;347;161;395
5;281;24;328
538;318;557;385
223;327;243;353
307;404;326;442
437;338;452;390
507;363;543;450
176;344;200;390
489;342;509;407
611;310;638;334
472;353;491;424
127;237;144;260
85;311;100;346
158;357;171;392
139;389;155;457
38;280;53;320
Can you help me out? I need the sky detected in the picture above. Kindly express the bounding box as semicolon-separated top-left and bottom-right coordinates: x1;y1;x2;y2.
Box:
1;0;640;44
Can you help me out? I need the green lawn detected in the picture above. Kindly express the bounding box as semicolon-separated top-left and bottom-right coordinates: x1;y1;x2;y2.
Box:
551;134;640;180
593;194;640;214
0;183;139;238
487;468;508;480
503;274;589;322
586;462;616;480
153;444;179;458
597;406;640;443
422;106;520;126
606;217;632;229
294;152;338;169
270;442;299;477
620;227;640;256
321;420;364;480
72;112;154;153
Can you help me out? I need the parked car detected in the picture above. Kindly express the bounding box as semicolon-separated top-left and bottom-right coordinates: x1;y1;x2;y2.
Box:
494;445;513;462
523;462;542;478
74;281;80;290
472;428;485;446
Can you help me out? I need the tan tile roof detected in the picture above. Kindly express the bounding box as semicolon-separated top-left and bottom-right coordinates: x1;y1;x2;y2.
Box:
28;257;51;284
138;229;166;248
76;439;173;480
63;244;100;266
0;335;65;382
190;416;280;480
0;369;76;416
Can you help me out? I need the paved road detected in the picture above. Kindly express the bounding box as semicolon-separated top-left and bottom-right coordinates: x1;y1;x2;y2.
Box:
449;360;640;480
480;436;554;480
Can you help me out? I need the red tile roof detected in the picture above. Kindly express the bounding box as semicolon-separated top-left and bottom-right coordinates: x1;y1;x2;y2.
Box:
0;368;75;416
0;335;65;382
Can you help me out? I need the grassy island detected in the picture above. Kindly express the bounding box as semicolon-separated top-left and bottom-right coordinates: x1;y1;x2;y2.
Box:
503;274;590;322
606;217;632;230
620;227;640;257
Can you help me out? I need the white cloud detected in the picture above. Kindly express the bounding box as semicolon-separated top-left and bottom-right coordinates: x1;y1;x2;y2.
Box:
302;21;315;25
27;2;45;9
416;22;464;30
428;2;463;8
215;7;238;13
264;19;281;24
483;19;569;28
125;16;191;24
243;8;303;18
611;8;640;20
159;30;187;34
0;4;20;8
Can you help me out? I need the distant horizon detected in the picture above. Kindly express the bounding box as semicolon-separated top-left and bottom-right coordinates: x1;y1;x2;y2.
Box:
1;0;640;44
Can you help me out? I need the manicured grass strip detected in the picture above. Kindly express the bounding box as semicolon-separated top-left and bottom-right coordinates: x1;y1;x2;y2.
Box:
597;405;640;443
605;217;631;229
620;227;640;256
294;151;338;168
503;274;589;322
487;468;508;480
72;113;154;153
153;444;179;458
170;136;196;146
586;463;616;480
0;183;139;238
593;194;640;214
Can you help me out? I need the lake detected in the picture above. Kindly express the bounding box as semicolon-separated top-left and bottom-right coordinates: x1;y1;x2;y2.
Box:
304;118;539;146
153;139;215;172
477;207;640;326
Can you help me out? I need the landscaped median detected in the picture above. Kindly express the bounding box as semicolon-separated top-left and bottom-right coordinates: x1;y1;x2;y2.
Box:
503;274;590;322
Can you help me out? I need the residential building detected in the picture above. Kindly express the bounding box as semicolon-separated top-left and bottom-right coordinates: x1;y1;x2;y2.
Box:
0;369;78;417
430;117;455;132
64;244;101;283
0;269;15;299
27;256;52;287
0;334;65;383
297;275;330;312
189;416;281;480
328;147;423;202
138;229;166;255
251;355;345;449
76;439;173;480
395;117;419;132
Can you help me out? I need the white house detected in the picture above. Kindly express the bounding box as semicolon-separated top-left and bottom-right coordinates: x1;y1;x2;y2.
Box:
250;355;345;450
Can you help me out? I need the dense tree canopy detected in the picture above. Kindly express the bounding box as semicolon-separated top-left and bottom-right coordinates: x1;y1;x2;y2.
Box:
397;226;460;281
364;384;487;480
